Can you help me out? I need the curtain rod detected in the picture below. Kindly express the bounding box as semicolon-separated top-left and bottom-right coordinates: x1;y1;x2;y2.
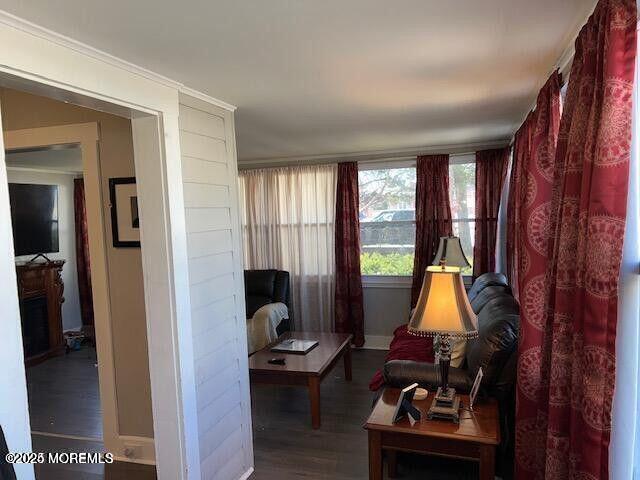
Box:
238;152;478;171
238;142;508;171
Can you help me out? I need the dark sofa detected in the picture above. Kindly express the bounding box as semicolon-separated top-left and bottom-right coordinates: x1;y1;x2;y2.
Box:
244;269;292;335
374;273;519;478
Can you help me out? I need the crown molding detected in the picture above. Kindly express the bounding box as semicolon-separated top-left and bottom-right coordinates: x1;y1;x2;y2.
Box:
237;139;510;169
0;9;236;111
178;86;236;112
0;10;180;89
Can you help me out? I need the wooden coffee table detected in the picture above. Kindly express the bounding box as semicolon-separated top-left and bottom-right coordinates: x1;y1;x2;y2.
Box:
249;332;353;429
365;388;499;480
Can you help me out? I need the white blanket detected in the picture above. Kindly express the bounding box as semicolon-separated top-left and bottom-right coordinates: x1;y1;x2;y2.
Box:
246;302;289;354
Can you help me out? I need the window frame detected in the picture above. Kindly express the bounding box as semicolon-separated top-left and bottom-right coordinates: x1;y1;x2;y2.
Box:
358;155;477;287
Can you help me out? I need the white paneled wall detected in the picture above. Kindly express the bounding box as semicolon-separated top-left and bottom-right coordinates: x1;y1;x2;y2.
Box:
179;94;253;480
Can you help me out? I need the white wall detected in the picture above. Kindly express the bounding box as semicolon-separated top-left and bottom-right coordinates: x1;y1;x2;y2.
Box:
8;168;83;331
362;277;473;348
363;283;411;348
179;94;253;480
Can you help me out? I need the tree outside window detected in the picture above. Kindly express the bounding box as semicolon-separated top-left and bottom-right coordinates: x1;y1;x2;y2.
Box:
449;162;476;275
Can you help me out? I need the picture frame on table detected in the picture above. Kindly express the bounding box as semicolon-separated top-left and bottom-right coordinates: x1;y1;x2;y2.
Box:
469;367;484;410
109;177;140;248
392;383;421;423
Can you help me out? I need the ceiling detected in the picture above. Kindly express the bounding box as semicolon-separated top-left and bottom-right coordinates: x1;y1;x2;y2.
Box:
0;0;595;163
6;147;83;173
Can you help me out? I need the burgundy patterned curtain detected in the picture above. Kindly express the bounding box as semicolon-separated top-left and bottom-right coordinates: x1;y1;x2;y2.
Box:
506;113;534;299
514;70;562;477
515;1;636;478
411;154;452;306
74;178;94;328
473;147;510;278
334;162;365;347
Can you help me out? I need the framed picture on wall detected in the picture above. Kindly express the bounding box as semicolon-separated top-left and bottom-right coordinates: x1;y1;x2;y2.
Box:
109;177;140;247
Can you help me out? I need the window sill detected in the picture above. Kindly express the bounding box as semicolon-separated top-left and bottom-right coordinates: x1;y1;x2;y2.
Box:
361;274;473;289
361;275;413;289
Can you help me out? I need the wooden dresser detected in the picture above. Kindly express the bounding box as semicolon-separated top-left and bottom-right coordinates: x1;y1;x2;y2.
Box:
16;260;66;367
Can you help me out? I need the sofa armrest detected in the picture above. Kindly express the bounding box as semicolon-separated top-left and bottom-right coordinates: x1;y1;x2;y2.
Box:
382;360;473;392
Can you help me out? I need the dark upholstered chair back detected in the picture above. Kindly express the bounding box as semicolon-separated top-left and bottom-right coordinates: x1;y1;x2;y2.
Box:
244;270;291;319
465;295;519;388
467;272;508;302
470;285;511;314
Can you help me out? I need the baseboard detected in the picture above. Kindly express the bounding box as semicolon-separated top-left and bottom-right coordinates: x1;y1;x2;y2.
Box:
62;327;83;333
360;335;392;350
113;455;156;466
112;435;155;465
238;466;254;480
31;431;101;443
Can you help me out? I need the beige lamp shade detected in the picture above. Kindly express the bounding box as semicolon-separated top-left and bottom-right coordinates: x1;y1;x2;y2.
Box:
432;236;471;269
408;266;478;338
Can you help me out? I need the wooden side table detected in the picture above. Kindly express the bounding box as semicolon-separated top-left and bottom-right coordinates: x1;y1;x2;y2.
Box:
364;388;499;480
249;332;353;429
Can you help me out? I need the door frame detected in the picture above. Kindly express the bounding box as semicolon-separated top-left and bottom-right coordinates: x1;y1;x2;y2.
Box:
0;22;203;478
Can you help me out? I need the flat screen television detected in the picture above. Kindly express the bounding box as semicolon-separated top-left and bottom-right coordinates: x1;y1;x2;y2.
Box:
8;183;59;257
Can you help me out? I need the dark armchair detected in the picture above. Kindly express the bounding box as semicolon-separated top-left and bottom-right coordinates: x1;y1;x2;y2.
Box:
244;269;292;335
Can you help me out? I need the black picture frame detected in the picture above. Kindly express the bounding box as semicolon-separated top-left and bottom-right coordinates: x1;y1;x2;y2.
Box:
109;177;140;248
392;383;421;423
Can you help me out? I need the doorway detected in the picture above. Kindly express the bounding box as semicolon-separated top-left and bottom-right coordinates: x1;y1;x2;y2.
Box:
1;88;155;479
0;45;202;478
5;144;107;478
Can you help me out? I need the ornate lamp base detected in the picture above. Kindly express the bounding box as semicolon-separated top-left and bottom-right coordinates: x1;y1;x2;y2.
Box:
427;334;461;422
427;394;461;423
434;386;456;405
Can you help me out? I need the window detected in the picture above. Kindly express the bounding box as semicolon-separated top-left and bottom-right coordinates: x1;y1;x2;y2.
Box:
358;167;416;276
448;161;476;275
358;158;476;277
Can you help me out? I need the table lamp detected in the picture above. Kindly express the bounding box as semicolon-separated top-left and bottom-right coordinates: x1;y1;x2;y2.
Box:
431;236;471;269
408;263;478;422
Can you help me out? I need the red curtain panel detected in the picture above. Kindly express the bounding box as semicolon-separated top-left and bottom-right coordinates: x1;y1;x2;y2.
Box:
515;1;636;478
473;147;510;278
74;178;94;328
334;162;365;347
411;154;452;306
514;70;562;478
506;112;534;300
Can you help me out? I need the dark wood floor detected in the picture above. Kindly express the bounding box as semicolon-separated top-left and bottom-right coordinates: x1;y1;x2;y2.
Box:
25;347;156;480
27;346;102;439
27;346;475;479
250;348;476;479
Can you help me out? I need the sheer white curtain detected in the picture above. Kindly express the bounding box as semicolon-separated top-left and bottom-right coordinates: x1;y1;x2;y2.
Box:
238;164;337;332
